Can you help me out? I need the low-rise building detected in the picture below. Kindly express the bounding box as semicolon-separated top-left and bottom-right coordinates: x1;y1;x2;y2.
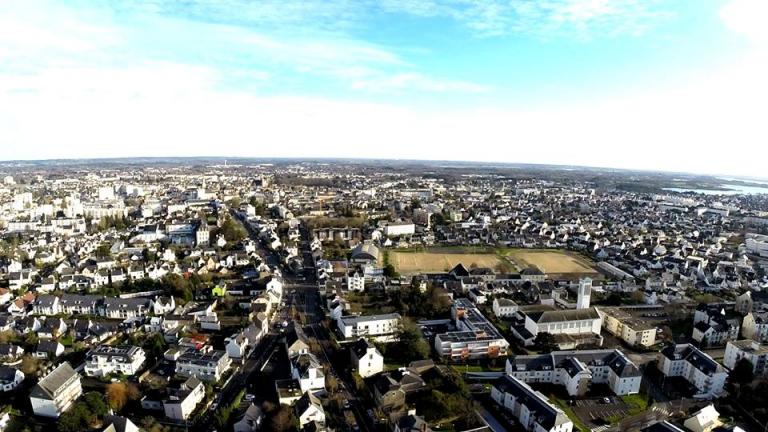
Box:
350;338;384;378
505;349;642;396
493;297;518;318
658;344;728;399
491;374;574;432
512;307;603;349
0;366;24;392
337;313;401;342
84;345;146;377
163;376;205;420
434;298;510;361
175;348;231;382
29;362;82;418
741;311;768;343
723;339;768;376
600;307;658;347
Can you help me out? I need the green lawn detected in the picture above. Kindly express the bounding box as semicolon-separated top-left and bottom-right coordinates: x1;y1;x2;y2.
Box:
621;393;651;415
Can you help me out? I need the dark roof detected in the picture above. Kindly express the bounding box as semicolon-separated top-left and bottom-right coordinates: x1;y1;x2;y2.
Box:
29;362;79;400
492;375;569;430
640;420;686;432
660;344;724;375
449;263;470;277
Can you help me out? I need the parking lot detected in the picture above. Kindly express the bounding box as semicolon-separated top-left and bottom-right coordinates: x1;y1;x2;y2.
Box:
570;396;631;428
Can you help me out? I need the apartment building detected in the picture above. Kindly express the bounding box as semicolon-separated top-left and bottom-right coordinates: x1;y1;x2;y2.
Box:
601;307;658;347
741;311;768;343
505;349;642;396
491;374;574;432
84;345;146;377
175;348;232;382
29;362;83;418
658;344;728;399
723;340;768;376
337;313;401;342
434;298;510;361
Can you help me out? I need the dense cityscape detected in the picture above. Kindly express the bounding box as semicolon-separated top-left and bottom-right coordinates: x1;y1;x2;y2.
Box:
0;159;766;432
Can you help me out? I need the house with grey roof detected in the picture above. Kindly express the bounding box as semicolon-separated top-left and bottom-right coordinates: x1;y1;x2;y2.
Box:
658;343;728;399
29;362;82;418
506;349;642;396
491;374;573;432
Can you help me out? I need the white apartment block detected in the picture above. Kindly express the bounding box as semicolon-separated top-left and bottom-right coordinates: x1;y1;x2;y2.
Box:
29;362;83;418
741;311;768;343
337;313;401;342
658;344;728;399
506;349;642;397
175;348;232;382
491;374;573;432
724;340;768;376
346;272;365;292
84;345;146;377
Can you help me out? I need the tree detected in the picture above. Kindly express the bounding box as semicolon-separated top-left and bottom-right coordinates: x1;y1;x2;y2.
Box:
20;355;41;375
326;375;339;393
731;358;755;397
106;382;128;411
533;332;558;353
268;405;296;432
84;391;109;417
383;264;399;278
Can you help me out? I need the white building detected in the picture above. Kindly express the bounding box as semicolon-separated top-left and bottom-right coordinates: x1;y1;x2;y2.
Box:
741;311;768;343
576;278;591;310
164;376;205;420
175;348;231;382
723;339;768;376
505;349;642;397
84;345;146;377
337;313;401;342
0;365;24;392
350;338;384;378
29;362;83;418
291;353;325;394
491;374;573;432
295;392;325;428
384;222;415;237
658;344;728;399
346;271;365;292
493;298;518;318
514;307;603;349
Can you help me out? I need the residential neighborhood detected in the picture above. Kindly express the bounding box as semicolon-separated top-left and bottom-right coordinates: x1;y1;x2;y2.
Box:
0;160;766;432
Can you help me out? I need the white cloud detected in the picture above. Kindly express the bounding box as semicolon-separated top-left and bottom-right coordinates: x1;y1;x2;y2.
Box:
351;73;489;94
0;55;765;177
720;0;768;45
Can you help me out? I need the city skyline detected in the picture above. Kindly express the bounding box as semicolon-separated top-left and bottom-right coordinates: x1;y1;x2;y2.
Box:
1;0;766;175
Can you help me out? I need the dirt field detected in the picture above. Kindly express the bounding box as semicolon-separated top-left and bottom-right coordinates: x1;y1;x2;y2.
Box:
506;249;596;274
389;251;505;274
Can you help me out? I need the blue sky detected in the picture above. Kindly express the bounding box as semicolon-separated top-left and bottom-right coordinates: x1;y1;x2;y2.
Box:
0;0;766;176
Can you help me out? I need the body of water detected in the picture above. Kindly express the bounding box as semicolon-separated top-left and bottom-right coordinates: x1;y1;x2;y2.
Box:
663;184;768;195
